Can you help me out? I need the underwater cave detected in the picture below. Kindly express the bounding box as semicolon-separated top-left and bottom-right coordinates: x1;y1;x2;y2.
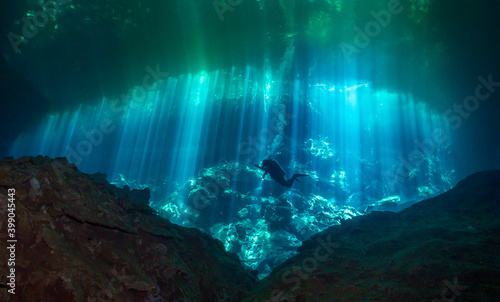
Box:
1;0;500;301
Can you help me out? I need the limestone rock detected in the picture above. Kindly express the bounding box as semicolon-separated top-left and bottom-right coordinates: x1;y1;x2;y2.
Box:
244;170;500;301
0;156;257;301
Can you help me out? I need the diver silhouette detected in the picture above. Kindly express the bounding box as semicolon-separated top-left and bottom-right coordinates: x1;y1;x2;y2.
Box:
255;158;309;188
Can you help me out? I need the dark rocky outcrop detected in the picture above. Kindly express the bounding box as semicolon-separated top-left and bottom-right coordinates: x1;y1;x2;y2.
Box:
244;170;500;301
2;156;499;301
0;156;257;301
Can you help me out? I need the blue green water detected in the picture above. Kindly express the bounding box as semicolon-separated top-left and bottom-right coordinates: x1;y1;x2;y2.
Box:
1;0;499;277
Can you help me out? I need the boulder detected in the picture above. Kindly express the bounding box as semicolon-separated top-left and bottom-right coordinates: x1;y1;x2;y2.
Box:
244;170;500;301
0;156;257;301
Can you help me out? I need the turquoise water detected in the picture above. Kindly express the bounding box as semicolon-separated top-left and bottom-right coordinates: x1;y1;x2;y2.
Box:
1;0;499;276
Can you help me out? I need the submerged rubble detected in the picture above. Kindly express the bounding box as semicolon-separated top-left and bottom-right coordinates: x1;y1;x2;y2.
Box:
145;135;453;277
155;161;361;277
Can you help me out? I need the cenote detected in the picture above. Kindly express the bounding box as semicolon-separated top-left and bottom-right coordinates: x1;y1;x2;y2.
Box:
1;0;499;300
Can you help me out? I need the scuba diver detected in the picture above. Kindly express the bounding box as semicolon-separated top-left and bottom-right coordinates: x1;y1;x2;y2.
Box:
255;158;309;188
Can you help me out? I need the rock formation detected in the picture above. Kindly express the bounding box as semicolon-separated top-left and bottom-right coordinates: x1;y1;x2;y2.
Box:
245;170;500;301
0;156;257;301
1;156;499;301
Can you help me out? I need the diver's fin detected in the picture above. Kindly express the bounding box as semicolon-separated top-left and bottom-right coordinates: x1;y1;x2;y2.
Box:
294;174;309;178
287;174;309;186
295;175;308;183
